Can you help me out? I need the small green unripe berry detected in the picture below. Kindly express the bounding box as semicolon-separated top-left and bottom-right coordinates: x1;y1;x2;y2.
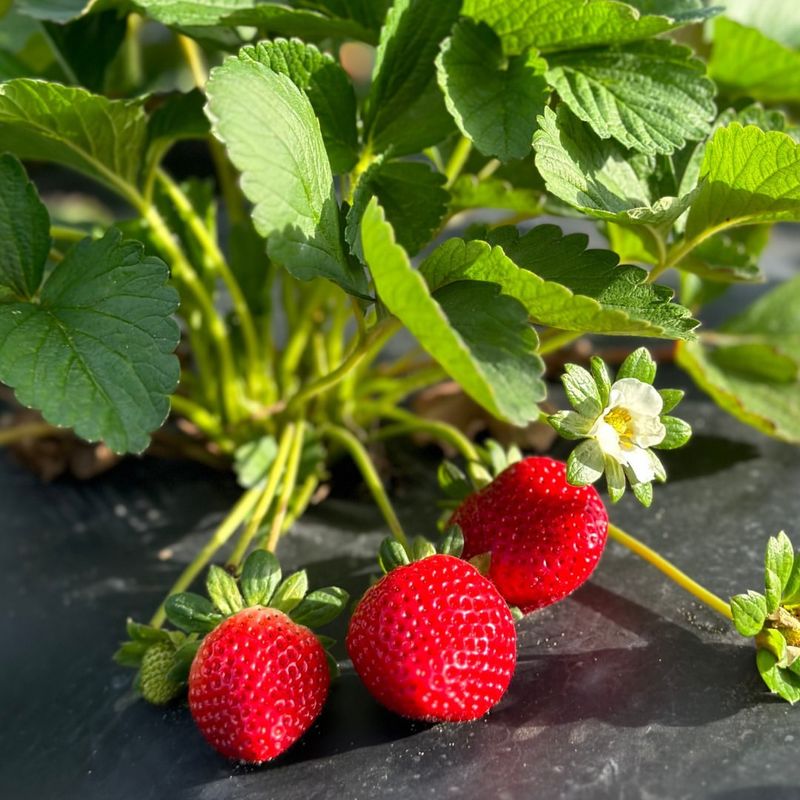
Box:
139;641;181;706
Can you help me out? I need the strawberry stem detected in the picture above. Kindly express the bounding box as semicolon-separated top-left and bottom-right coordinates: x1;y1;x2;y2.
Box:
321;424;409;550
608;523;732;620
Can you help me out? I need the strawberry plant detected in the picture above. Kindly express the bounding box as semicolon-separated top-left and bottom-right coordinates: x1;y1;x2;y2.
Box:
3;0;800;763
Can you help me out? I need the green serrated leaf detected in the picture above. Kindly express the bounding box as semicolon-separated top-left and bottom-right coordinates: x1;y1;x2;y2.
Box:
378;536;410;574
421;232;697;340
290;586;349;628
439;525;465;558
234;436;278;489
346;157;448;259
567;439;605;486
362;200;545;426
237;39;358;175
546;39;714;155
462;0;714;54
270;570;309;614
240;550;281;607
165;592;222;634
206;51;367;297
0;79;148;195
618;347;657;383
363;0;460;156
0;229;180;454
449;174;544;215
686;124;800;241
436;19;549;162
206;565;244;616
0;153;49;297
730;590;767;637
709;18;800;104
534;106;698;226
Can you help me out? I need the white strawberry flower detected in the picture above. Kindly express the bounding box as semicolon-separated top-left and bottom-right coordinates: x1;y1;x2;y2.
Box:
548;348;691;507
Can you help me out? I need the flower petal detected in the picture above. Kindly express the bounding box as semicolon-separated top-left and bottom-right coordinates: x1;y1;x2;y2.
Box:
609;378;663;416
622;445;657;483
632;415;666;448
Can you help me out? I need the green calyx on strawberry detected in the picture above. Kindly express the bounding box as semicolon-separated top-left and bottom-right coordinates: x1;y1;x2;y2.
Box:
731;531;800;704
113;619;197;706
347;534;518;722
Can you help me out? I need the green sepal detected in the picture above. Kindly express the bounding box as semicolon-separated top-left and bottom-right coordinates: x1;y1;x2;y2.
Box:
567;440;604;486
467;461;493;489
325;650;341;680
206;565;244;616
590;356;612;408
240;550;281;607
378;536;411;574
439;525;465;558
290;586;350;629
658;388;684;414
654;416;692;450
438;460;471;501
270;570;309;614
758;628;788;663
604;455;626;503
783;553;800;605
469;552;491;575
617;347;657;384
757;648;800;704
509;606;524;622
562;363;602;417
316;635;336;650
125;619;170;643
730;590;768;637
164;592;223;634
166;639;201;684
113;640;150;668
411;536;437;561
548;410;593;440
630;479;653;508
766;531;795;602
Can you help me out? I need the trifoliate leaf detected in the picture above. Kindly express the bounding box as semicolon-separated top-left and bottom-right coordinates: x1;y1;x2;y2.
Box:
709;18;800;104
361;200;545;426
240;550;281;607
730;590;767;637
422;230;696;339
362;0;460;156
0;79;148;197
0;154;49;298
654;416;692;450
546;39;714;155
206;565;244;616
685;124;800;241
617;346;657;383
237;39;358;175
270;570;309;614
0;229;179;454
436;19;549;162
567;440;605;485
533;106;696;225
346;157;448;259
462;0;715;54
206;53;367;297
290;586;349;628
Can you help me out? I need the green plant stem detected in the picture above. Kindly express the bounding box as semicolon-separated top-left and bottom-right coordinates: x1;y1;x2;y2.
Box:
169;394;224;440
445;136;473;188
149;484;263;628
277;474;320;538
50;225;90;243
285;318;401;416
156;170;266;399
0;421;68;446
358;403;481;463
264;420;306;553
141;203;241;422
226;423;297;568
608;523;732;620
321;424;409;549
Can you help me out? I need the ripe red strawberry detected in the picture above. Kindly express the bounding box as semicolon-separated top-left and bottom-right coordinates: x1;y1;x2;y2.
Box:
189;606;329;763
347;553;516;722
452;456;608;612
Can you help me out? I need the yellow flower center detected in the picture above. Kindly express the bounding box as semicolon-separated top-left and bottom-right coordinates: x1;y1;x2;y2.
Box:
604;407;635;448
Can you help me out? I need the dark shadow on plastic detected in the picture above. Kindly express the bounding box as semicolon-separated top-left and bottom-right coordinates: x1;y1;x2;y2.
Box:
659;434;760;483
